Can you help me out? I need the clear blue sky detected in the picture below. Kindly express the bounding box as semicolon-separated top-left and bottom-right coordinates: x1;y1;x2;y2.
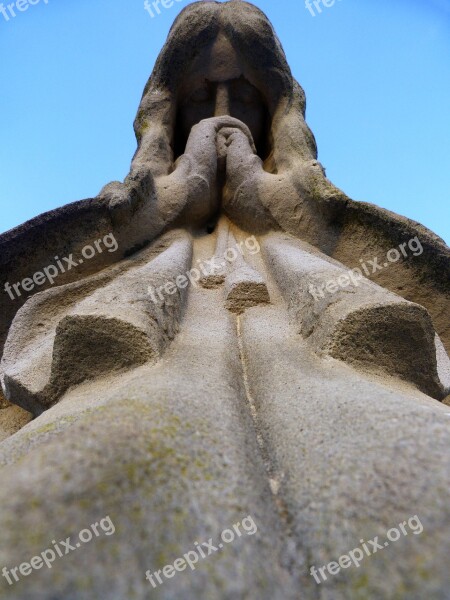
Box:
0;0;449;243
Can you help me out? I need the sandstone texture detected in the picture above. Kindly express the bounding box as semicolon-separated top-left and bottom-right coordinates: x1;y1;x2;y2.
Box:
0;2;449;599
0;388;32;442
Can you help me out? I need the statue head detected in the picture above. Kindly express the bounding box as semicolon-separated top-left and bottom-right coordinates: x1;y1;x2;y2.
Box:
176;31;269;159
131;0;318;178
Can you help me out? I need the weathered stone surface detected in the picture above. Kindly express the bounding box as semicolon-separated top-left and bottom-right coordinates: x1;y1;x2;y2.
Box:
1;1;449;358
0;274;296;599
0;388;32;442
200;218;229;288
224;264;270;313
240;301;450;600
0;2;449;599
224;232;270;313
0;267;449;599
1;231;192;415
0;388;10;409
0;405;32;443
264;233;446;399
436;333;450;395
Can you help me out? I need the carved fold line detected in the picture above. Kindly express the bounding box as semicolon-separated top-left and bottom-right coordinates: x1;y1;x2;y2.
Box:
199;218;230;289
224;230;270;314
1;231;193;415
263;232;446;400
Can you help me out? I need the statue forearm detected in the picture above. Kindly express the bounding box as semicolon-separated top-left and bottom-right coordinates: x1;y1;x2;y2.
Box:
0;196;119;355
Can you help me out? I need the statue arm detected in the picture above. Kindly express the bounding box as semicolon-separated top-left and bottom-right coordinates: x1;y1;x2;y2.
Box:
221;124;450;352
104;116;260;238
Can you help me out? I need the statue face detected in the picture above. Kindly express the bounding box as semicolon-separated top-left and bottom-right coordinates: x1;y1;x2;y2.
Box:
176;32;267;157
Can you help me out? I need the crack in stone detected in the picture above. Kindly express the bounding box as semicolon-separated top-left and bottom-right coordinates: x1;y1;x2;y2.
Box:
235;314;294;539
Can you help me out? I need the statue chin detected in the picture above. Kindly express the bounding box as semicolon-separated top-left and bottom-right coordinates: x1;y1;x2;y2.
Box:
0;2;449;599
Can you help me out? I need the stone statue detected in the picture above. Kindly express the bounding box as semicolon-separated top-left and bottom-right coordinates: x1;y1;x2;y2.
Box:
0;2;449;598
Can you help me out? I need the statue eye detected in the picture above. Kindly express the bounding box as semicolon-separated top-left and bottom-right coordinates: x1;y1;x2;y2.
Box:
231;79;261;105
189;86;212;103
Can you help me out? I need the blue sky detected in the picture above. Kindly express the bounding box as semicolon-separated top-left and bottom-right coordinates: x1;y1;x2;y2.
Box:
0;0;449;243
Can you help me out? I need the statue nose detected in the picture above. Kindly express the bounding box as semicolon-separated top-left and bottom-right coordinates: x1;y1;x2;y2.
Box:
214;83;230;116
